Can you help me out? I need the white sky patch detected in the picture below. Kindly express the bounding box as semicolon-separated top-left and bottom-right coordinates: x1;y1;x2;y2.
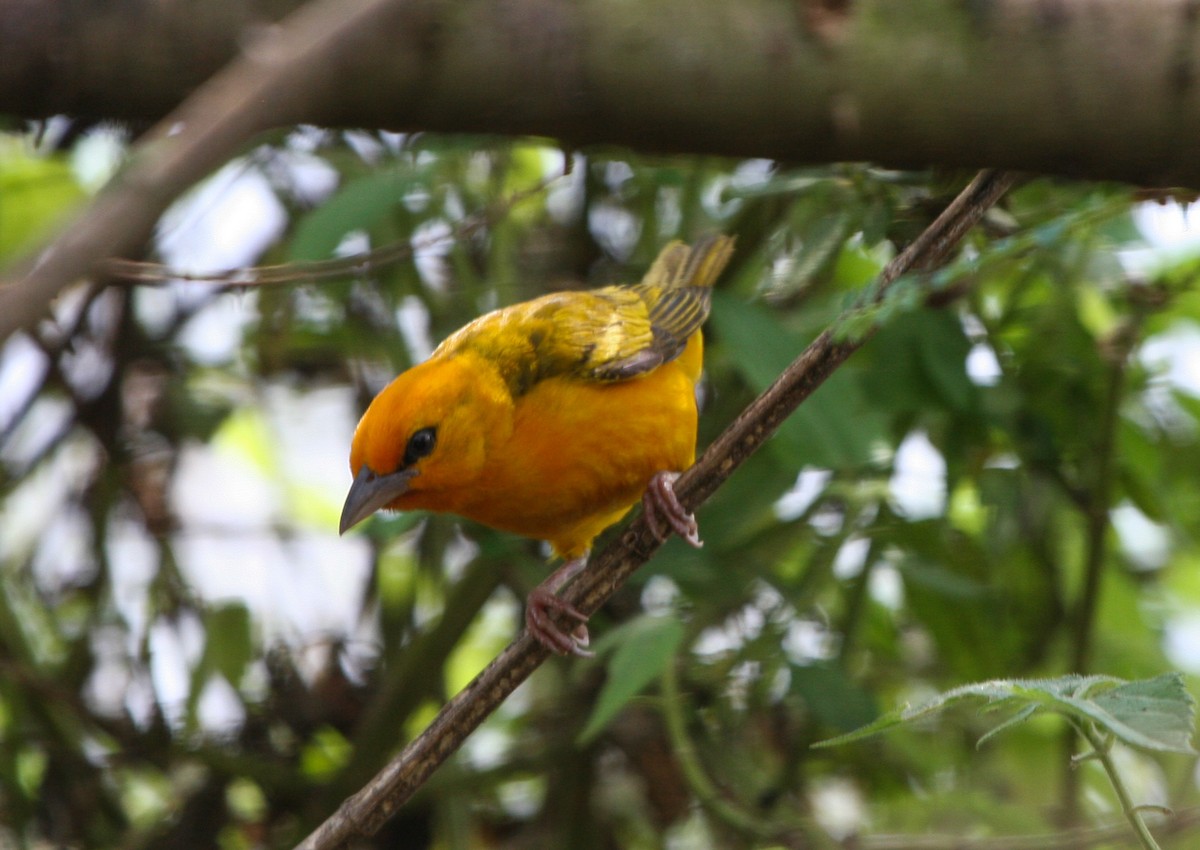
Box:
149;157;289;365
692;625;736;658
966;342;1002;386
334;229;371;260
172;441;281;530
1110;502;1171;571
172;530;371;648
157;159;286;274
442;531;481;583
462;726;510;771
123;670;158;730
274;149;339;206
775;467;831;521
833;536;870;579
809;504;846;536
782;619;835;663
341;130;385;164
730;158;776;193
985;452;1020;470
1141;322;1200;397
1164;615;1200;672
1123;201;1200;275
0;334;49;434
589;203;640;259
1135;201;1200;253
149;611;204;728
71;126;126;191
107;517;159;651
412;219;452;291
170;387;372;648
546;154;585;225
396;295;434;362
810;777;867;841
497;778;545;820
176;293;257;365
869;562;905;610
84;626;132;718
889;431;947;520
641;575;681;615
0;433;99;562
196;674;246;735
30;504;95;593
262;384;360;520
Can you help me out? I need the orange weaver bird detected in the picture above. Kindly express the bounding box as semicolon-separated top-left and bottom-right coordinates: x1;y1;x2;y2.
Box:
339;235;736;655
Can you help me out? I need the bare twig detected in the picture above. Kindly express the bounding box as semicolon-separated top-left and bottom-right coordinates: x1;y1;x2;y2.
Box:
294;169;1019;849
98;170;560;288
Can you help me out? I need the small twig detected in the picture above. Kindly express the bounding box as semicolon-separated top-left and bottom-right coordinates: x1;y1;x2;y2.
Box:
658;656;775;839
1079;725;1164;850
99;171;559;289
293;169;1018;849
1061;318;1136;820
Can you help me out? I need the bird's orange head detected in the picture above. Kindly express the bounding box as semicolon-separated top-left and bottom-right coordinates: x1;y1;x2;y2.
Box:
339;354;510;534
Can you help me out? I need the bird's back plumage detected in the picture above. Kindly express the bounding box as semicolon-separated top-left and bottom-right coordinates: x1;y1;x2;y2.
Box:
435;235;734;395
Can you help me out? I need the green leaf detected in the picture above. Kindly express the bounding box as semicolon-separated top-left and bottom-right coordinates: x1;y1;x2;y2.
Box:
791;664;878;732
289;169;420;262
860;310;976;413
916;311;976;411
814;674;1197;755
710;292;885;467
300;726;353;781
202;603;254;686
0;148;85;262
577;616;684;745
975;703;1039;748
1082;674;1197;754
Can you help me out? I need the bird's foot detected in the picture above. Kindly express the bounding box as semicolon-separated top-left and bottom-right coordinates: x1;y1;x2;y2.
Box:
525;556;594;657
643;471;702;548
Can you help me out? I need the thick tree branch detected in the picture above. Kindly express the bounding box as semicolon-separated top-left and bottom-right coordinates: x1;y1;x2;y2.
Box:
3;0;1200;186
293;169;1018;850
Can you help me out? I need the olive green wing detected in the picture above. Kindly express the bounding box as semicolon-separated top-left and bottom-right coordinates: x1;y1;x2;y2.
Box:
599;233;736;379
440;235;735;395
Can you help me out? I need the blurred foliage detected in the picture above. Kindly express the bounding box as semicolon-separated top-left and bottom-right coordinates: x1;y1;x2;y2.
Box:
1;122;1200;850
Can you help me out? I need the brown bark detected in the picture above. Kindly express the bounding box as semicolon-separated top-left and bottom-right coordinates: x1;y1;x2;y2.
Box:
1;0;1199;187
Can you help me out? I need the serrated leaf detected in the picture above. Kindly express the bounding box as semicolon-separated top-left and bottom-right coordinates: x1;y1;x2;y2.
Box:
1087;674;1196;754
577;616;684;745
815;674;1196;756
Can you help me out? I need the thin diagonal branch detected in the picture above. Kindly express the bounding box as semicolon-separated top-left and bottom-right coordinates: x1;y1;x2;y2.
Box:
0;0;423;342
293;168;1019;850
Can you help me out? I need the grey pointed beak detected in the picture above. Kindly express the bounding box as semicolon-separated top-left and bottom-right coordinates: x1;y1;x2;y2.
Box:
339;466;419;535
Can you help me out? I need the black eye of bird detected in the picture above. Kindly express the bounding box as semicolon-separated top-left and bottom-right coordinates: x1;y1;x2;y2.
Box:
403;427;437;467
